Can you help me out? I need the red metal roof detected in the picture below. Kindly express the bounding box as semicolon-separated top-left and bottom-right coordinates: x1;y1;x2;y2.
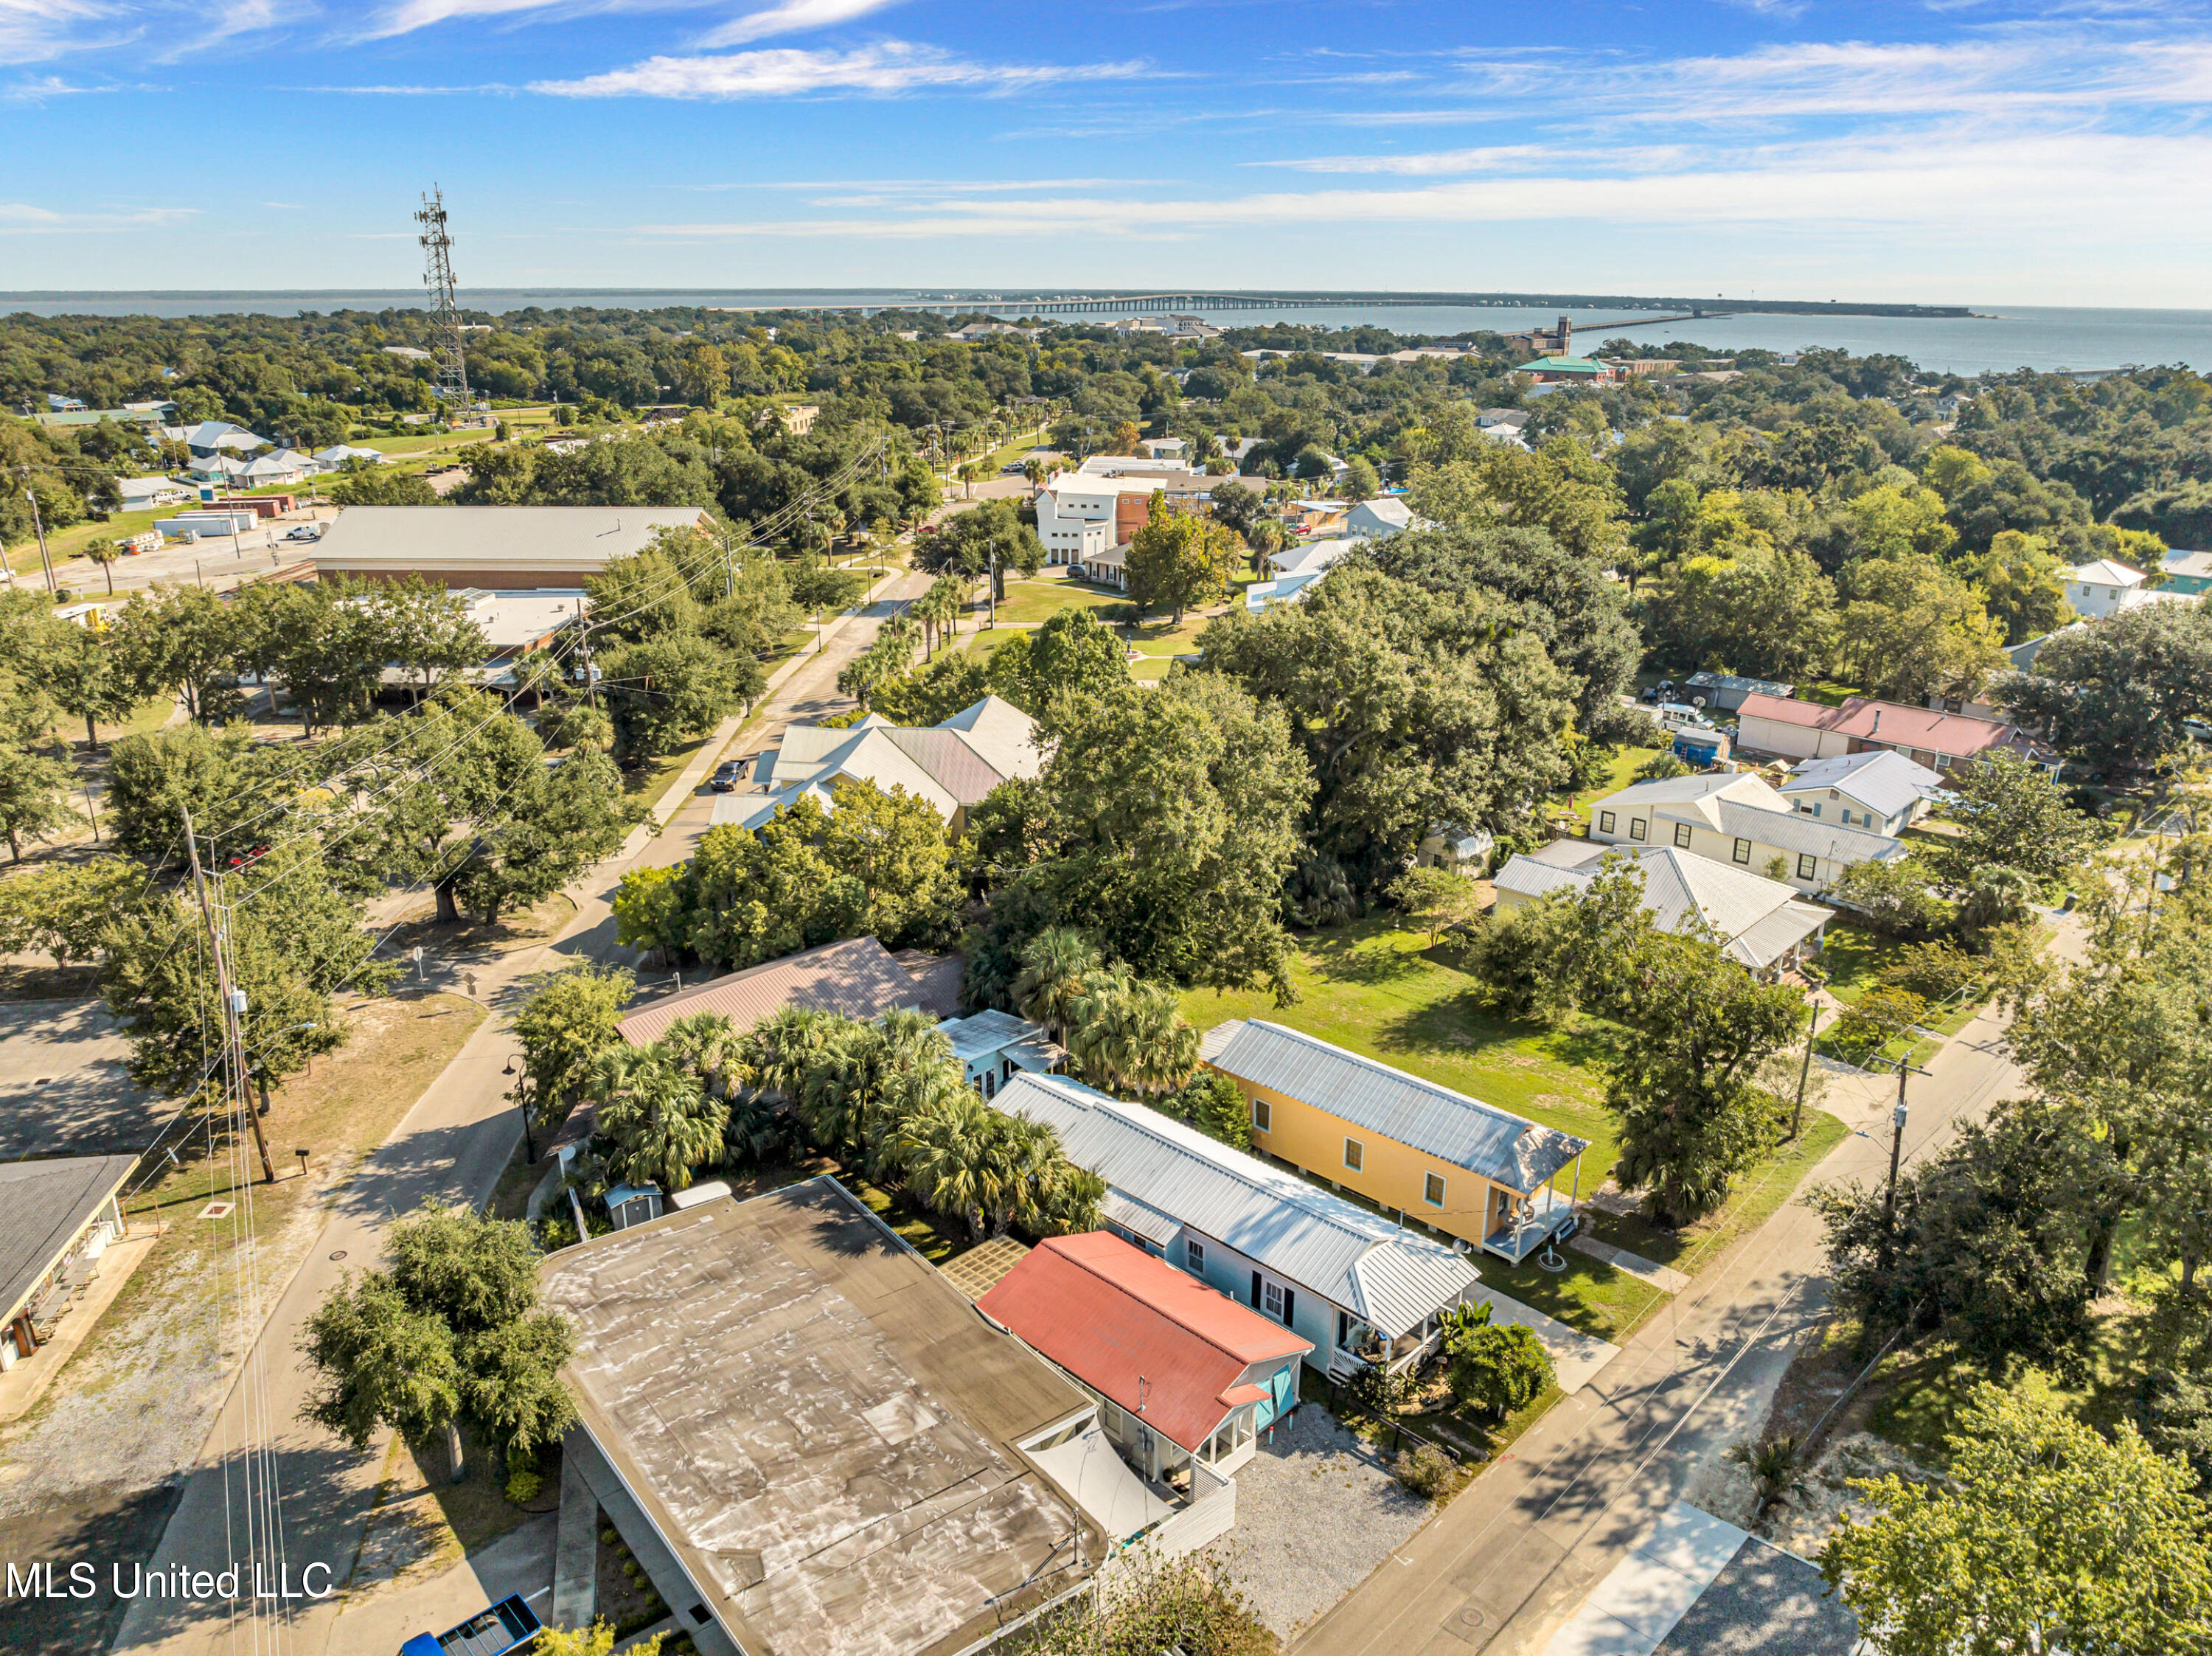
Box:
1736;694;2020;757
978;1232;1310;1455
616;936;925;1046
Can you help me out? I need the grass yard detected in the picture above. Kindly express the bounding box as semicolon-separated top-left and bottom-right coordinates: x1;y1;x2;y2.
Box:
846;1175;975;1264
1560;742;1667;827
622;731;714;810
1812;922;1913;1004
983;571;1130;625
1177;918;1627;1183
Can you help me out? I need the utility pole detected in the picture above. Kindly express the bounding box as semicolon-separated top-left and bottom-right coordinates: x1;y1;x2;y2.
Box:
181;806;277;1184
20;480;55;594
1876;1057;1924;1273
1792;1003;1822;1139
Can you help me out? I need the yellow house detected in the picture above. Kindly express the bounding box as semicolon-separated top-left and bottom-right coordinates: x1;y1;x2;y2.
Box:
1199;1020;1588;1264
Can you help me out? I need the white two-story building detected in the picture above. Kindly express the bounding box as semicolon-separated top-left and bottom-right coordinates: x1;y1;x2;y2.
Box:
1583;771;1907;897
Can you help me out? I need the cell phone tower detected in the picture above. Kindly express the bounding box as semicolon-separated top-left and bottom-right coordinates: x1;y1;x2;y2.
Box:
414;184;473;410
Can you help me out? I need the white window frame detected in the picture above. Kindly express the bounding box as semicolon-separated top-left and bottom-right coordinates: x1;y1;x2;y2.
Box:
1251;1096;1270;1133
1343;1138;1364;1173
1186;1237;1205;1273
1424;1172;1445;1208
1262;1281;1286;1320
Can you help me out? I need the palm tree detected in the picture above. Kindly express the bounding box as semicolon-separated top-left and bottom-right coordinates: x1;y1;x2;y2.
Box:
863;1054;964;1182
1065;975;1197;1101
661;1012;748;1099
1012;926;1102;1047
896;1093;996;1242
957;461;984;499
589;1044;728;1193
1021;458;1046;497
1245;517;1288;580
746;1006;830;1102
1064;969;1138;1093
722;1090;789;1171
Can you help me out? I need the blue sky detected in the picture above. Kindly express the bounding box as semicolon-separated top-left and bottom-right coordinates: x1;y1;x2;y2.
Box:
3;1;2208;303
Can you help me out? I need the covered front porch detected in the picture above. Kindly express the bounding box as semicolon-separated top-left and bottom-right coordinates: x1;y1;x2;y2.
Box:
1329;1307;1446;1381
1482;1148;1585;1264
1483;1183;1579;1264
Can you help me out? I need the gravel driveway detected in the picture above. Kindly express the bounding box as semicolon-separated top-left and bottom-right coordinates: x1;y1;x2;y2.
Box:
1207;1403;1433;1638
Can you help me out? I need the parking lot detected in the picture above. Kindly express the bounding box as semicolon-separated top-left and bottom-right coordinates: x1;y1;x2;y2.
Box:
10;506;335;598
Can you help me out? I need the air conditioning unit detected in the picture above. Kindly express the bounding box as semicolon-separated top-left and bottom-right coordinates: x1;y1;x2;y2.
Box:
1450;1238;1471;1255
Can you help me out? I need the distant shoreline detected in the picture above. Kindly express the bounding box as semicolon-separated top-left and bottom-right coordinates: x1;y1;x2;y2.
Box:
0;287;1976;320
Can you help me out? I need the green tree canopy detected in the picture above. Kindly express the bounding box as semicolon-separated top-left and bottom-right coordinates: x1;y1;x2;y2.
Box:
973;674;1313;1003
2000;600;2212;776
1127;500;1240;625
1198;562;1573;891
1823;1385;2212;1655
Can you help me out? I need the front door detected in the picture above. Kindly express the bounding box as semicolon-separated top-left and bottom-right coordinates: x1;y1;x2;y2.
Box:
1256;1364;1294;1428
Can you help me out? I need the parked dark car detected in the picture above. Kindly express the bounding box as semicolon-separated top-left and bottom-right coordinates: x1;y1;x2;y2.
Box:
710;759;745;793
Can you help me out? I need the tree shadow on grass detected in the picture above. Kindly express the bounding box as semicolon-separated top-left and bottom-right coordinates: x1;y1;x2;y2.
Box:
1298;925;1433;988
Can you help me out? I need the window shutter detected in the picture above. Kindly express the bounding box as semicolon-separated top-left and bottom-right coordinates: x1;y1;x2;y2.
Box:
1280;1289;1295;1328
1250;1271;1262;1309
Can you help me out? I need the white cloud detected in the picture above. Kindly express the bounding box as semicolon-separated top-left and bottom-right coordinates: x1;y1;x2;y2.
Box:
1253;144;1634;175
0;0;120;65
695;0;903;48
3;72;118;97
0;201;198;231
532;41;1140;98
1451;32;2212;121
624;129;2212;245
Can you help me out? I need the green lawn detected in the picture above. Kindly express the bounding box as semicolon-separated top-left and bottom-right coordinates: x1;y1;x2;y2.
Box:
1178;919;1626;1183
984;571;1129;625
622;732;713;810
1814;922;1913;1006
848;1176;975;1264
1561;743;1668;827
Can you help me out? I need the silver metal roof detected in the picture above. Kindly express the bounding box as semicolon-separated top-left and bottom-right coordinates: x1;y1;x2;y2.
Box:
1779;751;1942;821
1200;1021;1587;1192
933;1009;1044;1065
998;1073;1477;1339
1493;846;1834;973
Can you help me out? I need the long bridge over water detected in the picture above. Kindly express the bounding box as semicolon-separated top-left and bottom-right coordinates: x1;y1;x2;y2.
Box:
765;289;1972;321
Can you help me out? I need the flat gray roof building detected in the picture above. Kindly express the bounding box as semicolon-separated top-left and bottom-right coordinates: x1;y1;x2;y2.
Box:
310;504;712;589
540;1177;1099;1656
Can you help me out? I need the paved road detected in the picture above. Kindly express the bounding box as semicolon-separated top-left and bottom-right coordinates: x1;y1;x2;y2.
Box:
635;567;933;872
1294;947;2051;1656
109;571;917;1656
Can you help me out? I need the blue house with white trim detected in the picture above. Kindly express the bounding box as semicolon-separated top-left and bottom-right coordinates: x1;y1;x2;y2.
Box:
996;1072;1481;1380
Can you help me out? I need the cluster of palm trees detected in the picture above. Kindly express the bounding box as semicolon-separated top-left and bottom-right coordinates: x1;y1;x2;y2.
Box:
1012;928;1203;1102
910;577;964;658
835;607;924;712
835;577;969;712
574;1004;1103;1245
748;1006;1103;1242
